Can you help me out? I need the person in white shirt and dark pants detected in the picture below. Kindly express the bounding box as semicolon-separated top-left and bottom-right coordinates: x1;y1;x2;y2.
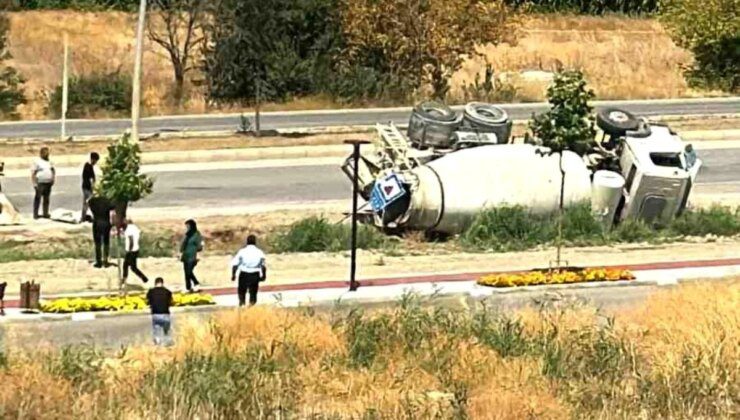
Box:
31;147;55;219
231;235;266;306
123;218;149;284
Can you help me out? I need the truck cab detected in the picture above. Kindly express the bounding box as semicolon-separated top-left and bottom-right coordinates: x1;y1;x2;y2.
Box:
618;125;701;226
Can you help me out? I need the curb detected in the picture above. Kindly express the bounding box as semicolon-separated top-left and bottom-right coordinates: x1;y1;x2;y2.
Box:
1;144;351;172
4;257;739;313
2;126;739;172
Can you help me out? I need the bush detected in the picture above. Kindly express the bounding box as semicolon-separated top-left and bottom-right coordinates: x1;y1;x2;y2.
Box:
669;205;740;237
201;0;341;104
47;72;131;118
41;292;215;313
505;0;659;14
0;14;26;120
461;205;554;251
11;0;138;11
661;0;740;92
271;216;389;253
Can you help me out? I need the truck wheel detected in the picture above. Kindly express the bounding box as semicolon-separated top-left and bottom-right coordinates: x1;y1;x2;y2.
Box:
597;107;640;137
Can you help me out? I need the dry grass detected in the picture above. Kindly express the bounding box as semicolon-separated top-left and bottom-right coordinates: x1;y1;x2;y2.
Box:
1;280;738;418
4;11;713;121
452;14;708;102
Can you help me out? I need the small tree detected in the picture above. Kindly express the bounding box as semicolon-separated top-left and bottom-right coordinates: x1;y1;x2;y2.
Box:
529;70;595;268
147;0;206;103
97;133;154;227
340;0;519;99
0;13;25;119
661;0;739;92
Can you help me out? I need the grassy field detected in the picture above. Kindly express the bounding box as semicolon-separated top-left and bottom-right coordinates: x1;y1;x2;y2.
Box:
0;280;737;418
5;11;710;120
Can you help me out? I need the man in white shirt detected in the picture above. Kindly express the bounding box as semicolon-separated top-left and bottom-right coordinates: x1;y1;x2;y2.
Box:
30;147;55;219
231;234;267;306
122;218;149;285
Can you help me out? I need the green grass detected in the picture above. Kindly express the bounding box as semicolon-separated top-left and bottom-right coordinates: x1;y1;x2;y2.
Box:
461;204;740;251
270;216;392;253
0;206;737;264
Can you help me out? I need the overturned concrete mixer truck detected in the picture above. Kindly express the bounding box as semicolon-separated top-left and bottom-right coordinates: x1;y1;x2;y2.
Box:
342;102;702;235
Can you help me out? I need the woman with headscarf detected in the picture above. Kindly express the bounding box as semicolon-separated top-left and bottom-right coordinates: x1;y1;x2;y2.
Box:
180;219;203;292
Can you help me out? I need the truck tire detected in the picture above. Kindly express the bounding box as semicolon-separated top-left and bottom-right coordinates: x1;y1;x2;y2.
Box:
597;107;640;137
407;101;461;149
461;102;511;143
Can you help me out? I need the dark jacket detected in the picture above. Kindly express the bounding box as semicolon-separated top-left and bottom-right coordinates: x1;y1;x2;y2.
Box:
180;231;203;263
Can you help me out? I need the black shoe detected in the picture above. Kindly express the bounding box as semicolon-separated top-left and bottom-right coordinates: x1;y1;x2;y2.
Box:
93;262;103;268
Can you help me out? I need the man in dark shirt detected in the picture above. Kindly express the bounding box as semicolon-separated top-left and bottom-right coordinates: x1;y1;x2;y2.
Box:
80;152;99;223
88;193;114;268
146;277;174;346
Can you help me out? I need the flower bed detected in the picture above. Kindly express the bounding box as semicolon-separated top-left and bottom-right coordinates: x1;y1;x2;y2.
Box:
40;292;216;314
477;268;635;288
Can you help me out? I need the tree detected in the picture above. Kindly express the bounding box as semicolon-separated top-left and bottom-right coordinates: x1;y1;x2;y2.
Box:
660;0;739;92
97;133;154;227
339;0;518;99
0;13;25;119
147;0;206;103
528;70;596;268
200;0;341;104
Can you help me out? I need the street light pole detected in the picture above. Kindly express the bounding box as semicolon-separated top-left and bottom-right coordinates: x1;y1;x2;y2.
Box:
131;0;147;143
61;32;69;141
344;139;370;292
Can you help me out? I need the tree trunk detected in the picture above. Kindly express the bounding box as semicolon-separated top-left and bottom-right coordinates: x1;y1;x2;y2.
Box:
556;153;566;269
254;79;261;137
173;62;185;105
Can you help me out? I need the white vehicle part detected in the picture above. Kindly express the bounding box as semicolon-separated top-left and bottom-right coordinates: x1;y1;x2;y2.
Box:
395;144;592;234
591;170;625;229
619;125;696;225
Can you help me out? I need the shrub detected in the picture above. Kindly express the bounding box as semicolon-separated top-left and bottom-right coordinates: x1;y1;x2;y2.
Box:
505;0;659;14
669;205;740;237
11;0;138;11
461;205;555;251
201;0;341;104
339;0;519;100
47;72;131;118
661;0;740;92
271;216;389;253
0;14;26;120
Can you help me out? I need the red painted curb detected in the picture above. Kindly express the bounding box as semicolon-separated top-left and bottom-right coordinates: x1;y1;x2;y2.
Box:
4;257;740;309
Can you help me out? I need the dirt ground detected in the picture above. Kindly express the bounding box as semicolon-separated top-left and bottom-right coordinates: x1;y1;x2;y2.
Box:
2;237;739;297
0;132;360;159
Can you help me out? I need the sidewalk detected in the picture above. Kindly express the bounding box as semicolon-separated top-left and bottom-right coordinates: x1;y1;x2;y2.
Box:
2;238;739;298
2;257;738;322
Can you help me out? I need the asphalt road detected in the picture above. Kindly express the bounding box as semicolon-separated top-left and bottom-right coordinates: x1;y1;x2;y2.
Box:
2;148;738;214
0;97;738;139
0;283;661;350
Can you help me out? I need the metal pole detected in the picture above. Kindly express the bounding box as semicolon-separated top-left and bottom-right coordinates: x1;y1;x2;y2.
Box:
131;0;147;143
344;139;370;292
255;79;261;137
61;32;69;141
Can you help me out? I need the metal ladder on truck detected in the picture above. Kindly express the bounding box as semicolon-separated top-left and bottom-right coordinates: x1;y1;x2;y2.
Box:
376;122;418;171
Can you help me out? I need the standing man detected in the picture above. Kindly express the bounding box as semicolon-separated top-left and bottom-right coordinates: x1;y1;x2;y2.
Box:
80;152;99;223
123;218;149;285
231;234;267;306
30;147;55;219
88;193;114;268
146;277;174;346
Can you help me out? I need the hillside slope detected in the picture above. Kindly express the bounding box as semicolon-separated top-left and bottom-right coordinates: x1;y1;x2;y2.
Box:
6;11;706;120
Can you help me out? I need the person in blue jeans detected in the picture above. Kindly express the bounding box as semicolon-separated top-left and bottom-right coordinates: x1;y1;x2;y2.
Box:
146;277;174;346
